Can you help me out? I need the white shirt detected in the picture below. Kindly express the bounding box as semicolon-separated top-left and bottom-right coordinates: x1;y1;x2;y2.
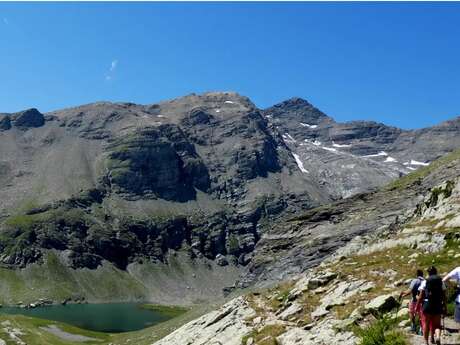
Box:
444;267;460;302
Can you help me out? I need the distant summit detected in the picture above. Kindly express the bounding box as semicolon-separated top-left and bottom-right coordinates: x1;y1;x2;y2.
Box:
0;108;45;130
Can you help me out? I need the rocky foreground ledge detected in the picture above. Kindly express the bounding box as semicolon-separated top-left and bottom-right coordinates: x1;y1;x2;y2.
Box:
151;177;460;345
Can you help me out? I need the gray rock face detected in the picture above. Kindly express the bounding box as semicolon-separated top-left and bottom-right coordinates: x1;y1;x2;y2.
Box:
105;125;210;201
263;99;460;199
239;149;460;288
152;296;255;345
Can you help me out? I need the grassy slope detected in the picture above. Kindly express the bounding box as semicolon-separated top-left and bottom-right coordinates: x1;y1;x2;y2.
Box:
0;314;110;345
0;251;148;305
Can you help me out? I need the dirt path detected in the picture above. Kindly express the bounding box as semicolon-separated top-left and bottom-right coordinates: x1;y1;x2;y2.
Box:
409;318;460;345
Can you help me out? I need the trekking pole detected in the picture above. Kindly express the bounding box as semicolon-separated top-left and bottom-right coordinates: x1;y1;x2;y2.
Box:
394;295;402;320
442;315;445;340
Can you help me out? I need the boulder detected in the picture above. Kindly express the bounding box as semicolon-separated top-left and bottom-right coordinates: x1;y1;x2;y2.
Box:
215;254;229;266
307;271;338;290
364;294;398;314
278;302;303;321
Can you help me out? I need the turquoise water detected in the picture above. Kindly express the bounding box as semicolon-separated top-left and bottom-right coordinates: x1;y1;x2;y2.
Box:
0;303;176;333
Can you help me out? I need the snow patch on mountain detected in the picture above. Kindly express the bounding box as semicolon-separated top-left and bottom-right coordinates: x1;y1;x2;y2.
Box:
224;100;235;104
283;133;296;142
410;160;429;166
363;151;388;158
332;142;351;148
293;153;309;173
384;157;397;163
304;139;321;146
300;123;318;129
322;147;338;153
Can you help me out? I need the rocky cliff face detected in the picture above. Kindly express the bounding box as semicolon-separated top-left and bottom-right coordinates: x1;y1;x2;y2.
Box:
263;98;460;199
0;92;459;304
0;93;322;302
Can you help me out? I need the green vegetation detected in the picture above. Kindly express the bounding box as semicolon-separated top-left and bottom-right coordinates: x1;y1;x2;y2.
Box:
0;314;110;345
227;234;240;255
355;317;407;345
241;324;286;345
0;251;149;305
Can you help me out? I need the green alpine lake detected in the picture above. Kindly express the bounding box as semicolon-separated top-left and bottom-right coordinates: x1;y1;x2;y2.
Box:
0;303;186;333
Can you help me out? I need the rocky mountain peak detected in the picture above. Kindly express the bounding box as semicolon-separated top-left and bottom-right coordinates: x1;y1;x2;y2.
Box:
264;97;333;125
279;97;314;107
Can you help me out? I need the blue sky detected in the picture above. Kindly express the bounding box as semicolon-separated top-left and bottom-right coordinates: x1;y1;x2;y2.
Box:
1;2;459;129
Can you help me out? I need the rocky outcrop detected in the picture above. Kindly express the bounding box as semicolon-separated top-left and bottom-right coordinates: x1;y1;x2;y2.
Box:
277;318;357;345
105;125;210;201
152;297;255;345
0;108;45;131
0;116;11;131
11;108;45;129
364;295;399;315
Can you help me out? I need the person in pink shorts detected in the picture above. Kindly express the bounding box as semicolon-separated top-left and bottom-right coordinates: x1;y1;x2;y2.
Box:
400;269;425;333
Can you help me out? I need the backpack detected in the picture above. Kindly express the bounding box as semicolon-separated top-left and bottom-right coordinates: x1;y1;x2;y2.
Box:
423;275;443;314
411;278;422;302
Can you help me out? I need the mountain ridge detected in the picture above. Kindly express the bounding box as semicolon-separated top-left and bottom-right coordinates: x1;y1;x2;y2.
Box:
0;91;459;306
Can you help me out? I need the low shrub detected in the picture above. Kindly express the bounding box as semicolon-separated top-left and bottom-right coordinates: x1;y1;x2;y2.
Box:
356;317;407;345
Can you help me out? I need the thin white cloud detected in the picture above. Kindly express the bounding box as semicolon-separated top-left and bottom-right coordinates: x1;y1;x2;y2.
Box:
105;59;118;81
110;59;118;72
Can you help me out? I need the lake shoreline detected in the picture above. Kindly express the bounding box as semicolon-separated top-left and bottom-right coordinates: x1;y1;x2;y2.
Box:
0;302;189;333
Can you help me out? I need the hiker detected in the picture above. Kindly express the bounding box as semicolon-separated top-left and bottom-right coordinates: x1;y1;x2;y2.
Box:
443;266;460;326
400;269;425;333
417;266;447;345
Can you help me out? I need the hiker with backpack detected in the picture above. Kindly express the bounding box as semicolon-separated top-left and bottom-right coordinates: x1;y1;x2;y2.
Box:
443;266;460;326
417;266;447;345
400;269;425;333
